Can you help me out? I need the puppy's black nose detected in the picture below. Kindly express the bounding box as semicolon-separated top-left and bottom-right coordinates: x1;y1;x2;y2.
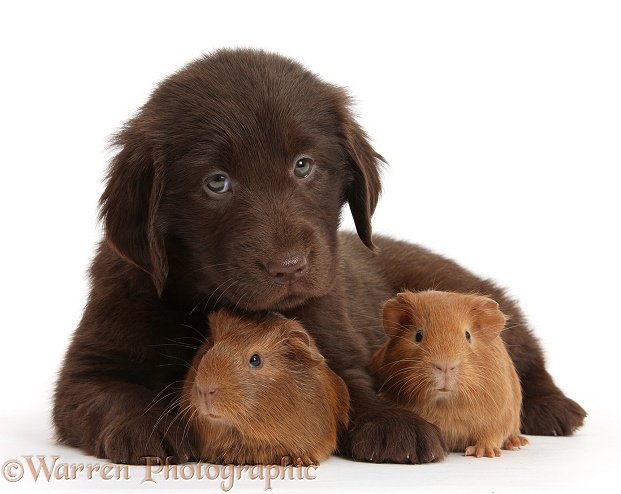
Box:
265;254;308;285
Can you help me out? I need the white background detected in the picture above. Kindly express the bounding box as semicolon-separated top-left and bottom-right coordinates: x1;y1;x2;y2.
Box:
1;1;620;492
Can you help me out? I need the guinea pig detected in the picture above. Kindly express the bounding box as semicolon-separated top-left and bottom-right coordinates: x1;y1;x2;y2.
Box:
181;308;350;466
370;290;529;458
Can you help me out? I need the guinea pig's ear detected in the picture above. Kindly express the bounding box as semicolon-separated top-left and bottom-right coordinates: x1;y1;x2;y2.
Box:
383;294;412;337
336;91;384;252
99;127;168;296
471;296;506;342
284;326;325;368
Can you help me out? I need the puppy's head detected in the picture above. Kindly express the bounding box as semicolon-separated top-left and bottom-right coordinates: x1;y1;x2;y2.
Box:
99;49;384;310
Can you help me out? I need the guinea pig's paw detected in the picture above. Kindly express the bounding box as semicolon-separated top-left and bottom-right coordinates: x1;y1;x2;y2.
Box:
521;393;587;436
341;407;448;464
281;455;318;467
97;411;197;464
464;444;502;458
503;434;529;450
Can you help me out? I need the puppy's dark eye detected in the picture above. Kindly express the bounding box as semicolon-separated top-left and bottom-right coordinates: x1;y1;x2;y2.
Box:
248;353;262;369
204;174;231;194
293;157;313;179
465;330;472;343
414;330;423;343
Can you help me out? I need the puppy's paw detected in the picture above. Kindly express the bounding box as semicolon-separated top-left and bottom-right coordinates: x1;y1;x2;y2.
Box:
340;407;447;464
521;393;587;436
96;411;197;464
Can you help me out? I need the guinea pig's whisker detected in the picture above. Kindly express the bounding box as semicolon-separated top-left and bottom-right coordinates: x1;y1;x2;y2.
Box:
387;365;424;379
157;363;194;371
152;403;185;446
146;390;183;413
151;339;199;351
231;281;252;307
177;394;193;415
144;380;185;415
469;369;498;387
376;366;422;395
461;379;500;410
200;283;232;313
231;287;254;312
208;279;240;312
189;277;237;315
157;415;187;455
145;399;182;450
398;376;431;406
178;323;209;342
237;285;264;311
180;406;200;446
394;333;416;342
375;359;414;375
470;376;502;406
190;293;210;316
153;398;182;432
156;352;195;368
192;262;230;274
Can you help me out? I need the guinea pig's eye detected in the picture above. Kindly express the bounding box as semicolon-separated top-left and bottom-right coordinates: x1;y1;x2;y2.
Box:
414;330;423;343
203;173;231;194
248;353;262;369
465;330;472;343
293;157;314;179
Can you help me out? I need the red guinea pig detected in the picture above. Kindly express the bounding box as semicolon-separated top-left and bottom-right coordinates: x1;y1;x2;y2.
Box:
370;290;529;458
182;309;350;465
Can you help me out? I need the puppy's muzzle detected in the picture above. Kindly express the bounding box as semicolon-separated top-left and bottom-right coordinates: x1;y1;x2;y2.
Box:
265;254;308;285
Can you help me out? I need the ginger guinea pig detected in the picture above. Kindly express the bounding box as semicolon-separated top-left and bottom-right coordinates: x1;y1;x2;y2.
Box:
181;308;350;466
370;290;528;458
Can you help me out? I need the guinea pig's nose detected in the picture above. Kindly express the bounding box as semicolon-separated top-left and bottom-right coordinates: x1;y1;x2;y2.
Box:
265;254;308;285
433;361;460;377
197;385;219;405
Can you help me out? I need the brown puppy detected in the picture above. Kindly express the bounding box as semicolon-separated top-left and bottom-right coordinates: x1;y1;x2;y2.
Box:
181;309;349;466
371;291;529;457
53;48;585;464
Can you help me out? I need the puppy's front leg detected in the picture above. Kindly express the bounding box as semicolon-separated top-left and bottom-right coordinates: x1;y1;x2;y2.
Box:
336;368;448;464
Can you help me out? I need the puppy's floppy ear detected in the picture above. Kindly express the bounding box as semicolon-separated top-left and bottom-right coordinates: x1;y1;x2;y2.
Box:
339;96;385;251
99;127;168;296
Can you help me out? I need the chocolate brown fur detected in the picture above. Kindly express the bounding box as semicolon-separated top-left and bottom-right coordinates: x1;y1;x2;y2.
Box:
53;48;586;464
181;309;349;465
